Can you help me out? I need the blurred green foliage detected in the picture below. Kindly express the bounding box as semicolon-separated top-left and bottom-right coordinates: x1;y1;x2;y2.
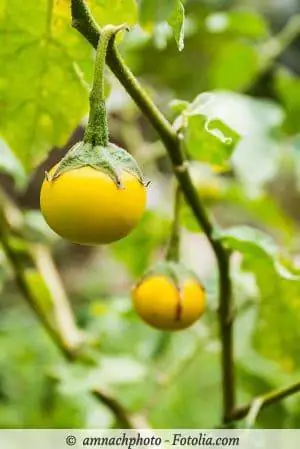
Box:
1;0;300;430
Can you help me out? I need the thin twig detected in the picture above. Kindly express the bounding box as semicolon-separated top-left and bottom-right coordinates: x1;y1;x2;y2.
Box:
93;388;143;429
71;0;235;423
231;381;300;422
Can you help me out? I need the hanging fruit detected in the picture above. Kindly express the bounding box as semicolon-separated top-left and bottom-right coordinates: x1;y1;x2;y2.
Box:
40;25;147;245
132;261;206;331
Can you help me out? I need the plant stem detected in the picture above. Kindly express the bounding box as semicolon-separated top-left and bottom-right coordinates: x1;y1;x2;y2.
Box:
166;184;181;262
93;388;138;428
231;380;300;422
71;0;235;424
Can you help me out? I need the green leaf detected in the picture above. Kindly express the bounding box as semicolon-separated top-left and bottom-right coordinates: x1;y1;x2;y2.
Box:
206;10;269;39
253;277;300;370
176;92;283;189
184;115;239;168
174;92;240;169
139;0;185;51
216;226;300;369
215;226;297;280
0;0;92;170
90;0;138;26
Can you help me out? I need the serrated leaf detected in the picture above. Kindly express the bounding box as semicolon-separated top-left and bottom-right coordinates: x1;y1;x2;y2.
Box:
175;91;283;188
185;115;239;167
0;0;93;170
174;92;240;169
89;0;138;26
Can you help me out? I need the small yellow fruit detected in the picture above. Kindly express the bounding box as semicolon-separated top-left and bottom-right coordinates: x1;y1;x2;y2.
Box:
40;165;146;245
132;270;205;331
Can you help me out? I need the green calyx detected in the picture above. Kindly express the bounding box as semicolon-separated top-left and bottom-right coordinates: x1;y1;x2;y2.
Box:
139;261;202;290
46;141;146;187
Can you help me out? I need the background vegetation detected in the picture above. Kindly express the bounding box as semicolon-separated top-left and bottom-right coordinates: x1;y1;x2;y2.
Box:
1;0;300;429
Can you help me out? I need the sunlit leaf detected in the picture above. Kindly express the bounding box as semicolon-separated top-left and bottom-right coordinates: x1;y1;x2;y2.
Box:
184;115;239;167
0;0;93;170
173;92;240;169
175;92;283;189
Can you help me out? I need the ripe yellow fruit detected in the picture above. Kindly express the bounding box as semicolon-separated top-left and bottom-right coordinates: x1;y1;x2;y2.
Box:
132;274;205;331
40;165;146;245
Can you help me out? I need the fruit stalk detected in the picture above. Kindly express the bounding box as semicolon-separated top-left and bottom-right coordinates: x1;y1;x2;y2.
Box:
84;24;127;147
